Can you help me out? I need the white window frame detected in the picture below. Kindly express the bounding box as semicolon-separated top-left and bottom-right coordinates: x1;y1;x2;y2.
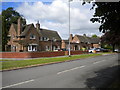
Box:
28;44;37;52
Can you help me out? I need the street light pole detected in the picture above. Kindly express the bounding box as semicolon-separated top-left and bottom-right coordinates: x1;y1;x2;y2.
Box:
68;0;71;57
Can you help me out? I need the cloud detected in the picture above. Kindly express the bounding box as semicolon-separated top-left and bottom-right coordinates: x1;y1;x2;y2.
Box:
16;0;102;39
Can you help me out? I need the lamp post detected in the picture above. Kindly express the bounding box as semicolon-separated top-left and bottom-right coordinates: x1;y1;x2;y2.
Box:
68;0;72;57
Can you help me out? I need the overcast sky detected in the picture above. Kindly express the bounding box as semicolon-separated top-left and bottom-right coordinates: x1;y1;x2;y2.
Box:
2;0;103;39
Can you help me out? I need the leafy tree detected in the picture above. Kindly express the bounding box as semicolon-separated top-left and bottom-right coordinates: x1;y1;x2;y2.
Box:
83;2;120;51
92;34;97;37
1;7;26;51
101;31;120;52
0;15;2;51
2;16;7;51
90;2;120;33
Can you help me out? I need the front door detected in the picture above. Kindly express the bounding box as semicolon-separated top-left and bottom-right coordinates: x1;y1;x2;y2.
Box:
75;45;78;50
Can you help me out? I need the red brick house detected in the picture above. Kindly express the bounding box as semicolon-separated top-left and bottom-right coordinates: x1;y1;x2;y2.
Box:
6;17;62;52
61;34;101;51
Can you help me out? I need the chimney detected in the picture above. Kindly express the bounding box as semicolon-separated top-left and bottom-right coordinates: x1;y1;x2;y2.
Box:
36;21;40;30
69;34;73;42
17;17;22;36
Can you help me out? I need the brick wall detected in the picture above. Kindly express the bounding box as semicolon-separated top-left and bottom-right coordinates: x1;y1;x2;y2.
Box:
0;51;88;58
71;50;88;55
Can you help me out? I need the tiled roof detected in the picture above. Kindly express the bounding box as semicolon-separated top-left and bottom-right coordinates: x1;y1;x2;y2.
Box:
76;35;88;43
20;24;33;36
39;28;62;41
89;37;100;44
76;35;100;44
20;24;61;41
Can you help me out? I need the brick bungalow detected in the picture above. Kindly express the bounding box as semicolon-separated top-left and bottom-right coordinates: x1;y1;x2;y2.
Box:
6;17;62;52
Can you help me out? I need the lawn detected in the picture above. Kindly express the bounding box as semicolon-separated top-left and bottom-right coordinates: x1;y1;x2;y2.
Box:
1;53;103;70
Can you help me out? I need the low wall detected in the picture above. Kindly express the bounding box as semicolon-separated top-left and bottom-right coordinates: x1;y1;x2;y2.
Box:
0;51;88;58
71;50;88;55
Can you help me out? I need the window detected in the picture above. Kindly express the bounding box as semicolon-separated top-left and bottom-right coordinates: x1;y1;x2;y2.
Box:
28;45;37;52
39;37;42;41
58;46;60;49
28;45;32;51
44;37;48;41
30;34;36;39
12;45;16;52
40;37;49;41
46;46;50;51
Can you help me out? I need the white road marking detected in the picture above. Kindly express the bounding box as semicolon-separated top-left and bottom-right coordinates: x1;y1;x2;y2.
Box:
1;79;34;89
93;60;106;64
57;65;85;75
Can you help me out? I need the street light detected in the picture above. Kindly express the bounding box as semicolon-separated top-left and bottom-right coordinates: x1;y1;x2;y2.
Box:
68;0;73;57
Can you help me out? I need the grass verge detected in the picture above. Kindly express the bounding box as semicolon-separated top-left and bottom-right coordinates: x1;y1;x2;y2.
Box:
1;53;103;71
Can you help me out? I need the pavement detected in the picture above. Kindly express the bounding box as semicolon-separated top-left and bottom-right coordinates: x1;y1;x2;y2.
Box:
1;53;119;89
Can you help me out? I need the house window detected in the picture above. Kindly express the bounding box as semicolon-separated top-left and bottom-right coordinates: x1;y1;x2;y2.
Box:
46;46;50;51
44;37;49;41
53;46;57;51
39;37;44;41
28;45;37;52
40;37;49;41
12;45;16;52
28;45;32;51
58;46;60;49
30;34;36;39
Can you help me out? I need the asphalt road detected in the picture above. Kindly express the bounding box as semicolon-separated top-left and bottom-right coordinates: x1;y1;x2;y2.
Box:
1;53;119;89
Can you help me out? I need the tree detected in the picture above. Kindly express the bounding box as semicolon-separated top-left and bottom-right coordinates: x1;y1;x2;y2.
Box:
101;31;120;52
0;15;2;51
2;16;7;51
1;7;26;51
92;34;97;38
83;2;120;51
90;2;120;33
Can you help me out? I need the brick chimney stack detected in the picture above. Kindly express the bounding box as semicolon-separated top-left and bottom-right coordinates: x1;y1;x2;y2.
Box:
70;34;73;42
17;17;22;36
36;21;40;30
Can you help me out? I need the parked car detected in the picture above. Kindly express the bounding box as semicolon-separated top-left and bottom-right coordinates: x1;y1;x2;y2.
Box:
89;48;109;53
99;48;109;52
61;49;68;51
114;49;120;52
88;48;97;53
54;49;62;51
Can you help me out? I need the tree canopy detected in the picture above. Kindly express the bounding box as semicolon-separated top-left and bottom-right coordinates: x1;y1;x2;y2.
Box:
101;31;120;51
2;7;26;31
91;34;98;37
85;2;120;51
90;2;120;33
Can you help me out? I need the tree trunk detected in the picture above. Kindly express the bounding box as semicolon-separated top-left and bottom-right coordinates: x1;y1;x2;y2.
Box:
112;44;115;52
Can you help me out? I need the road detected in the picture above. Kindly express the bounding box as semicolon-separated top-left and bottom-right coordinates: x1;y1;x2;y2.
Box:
1;53;119;88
